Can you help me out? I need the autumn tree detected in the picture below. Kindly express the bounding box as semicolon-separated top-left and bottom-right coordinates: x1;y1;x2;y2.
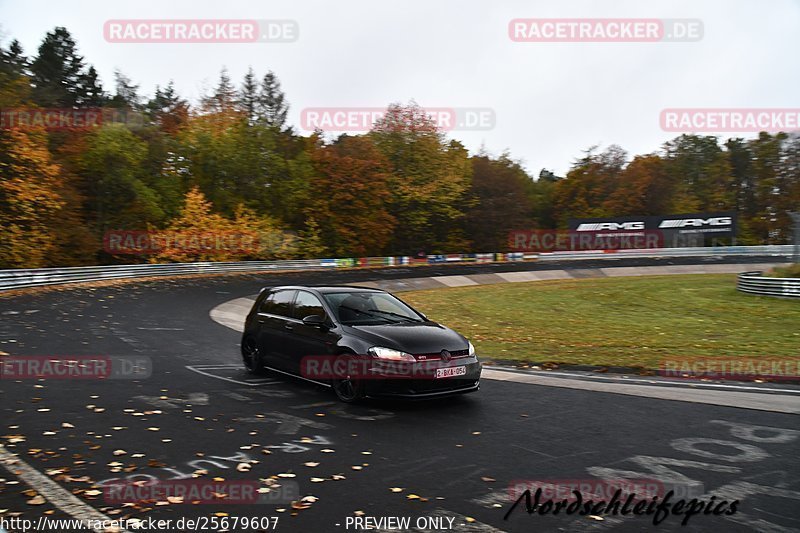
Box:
146;81;189;134
603;155;675;216
466;153;535;251
552;145;628;225
151;187;234;262
370;102;472;253
308;135;396;256
79;124;165;231
201;68;238;114
0;127;65;267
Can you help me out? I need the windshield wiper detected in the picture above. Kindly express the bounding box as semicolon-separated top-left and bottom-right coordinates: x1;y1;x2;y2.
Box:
338;305;401;324
368;309;419;323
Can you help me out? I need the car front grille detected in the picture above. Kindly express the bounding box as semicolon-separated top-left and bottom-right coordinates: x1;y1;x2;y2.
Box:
415;348;470;360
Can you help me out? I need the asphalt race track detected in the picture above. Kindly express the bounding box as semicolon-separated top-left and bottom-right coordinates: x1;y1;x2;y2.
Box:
1;255;799;533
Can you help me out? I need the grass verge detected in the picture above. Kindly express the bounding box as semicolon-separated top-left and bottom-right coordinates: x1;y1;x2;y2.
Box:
401;274;800;368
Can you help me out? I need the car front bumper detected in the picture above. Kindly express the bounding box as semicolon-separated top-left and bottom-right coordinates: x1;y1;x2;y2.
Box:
362;359;482;399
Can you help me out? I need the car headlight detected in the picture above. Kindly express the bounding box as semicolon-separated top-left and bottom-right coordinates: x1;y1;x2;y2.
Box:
468;341;476;356
368;346;416;362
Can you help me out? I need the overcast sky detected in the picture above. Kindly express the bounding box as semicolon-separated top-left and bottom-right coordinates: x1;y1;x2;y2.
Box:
1;0;797;176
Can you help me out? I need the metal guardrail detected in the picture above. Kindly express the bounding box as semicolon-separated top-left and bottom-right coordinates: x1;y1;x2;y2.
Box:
0;245;794;292
737;271;800;299
535;245;793;261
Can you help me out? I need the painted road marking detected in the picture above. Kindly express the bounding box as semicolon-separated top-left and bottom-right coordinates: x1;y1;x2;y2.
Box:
186;364;279;386
134;392;210;409
488;368;800;395
483;369;800;414
238;412;332;434
0;444;131;533
584;419;799;531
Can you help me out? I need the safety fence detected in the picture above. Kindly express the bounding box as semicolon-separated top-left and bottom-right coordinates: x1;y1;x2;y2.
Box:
737;270;800;299
0;245;793;292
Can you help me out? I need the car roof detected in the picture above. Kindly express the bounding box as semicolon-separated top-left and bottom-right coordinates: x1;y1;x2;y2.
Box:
264;285;385;294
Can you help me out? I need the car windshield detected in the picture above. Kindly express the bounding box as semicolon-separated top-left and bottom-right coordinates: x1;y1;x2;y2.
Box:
322;292;424;325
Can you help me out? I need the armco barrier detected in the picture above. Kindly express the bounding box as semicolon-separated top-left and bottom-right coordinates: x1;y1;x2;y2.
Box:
0;246;793;293
737;271;800;298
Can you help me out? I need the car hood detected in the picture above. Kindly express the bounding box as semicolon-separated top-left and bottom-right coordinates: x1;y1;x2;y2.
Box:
344;321;468;355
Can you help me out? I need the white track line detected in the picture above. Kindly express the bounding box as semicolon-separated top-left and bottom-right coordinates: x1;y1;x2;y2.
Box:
185;365;276;386
483;369;800;414
0;444;131;533
487;367;800;394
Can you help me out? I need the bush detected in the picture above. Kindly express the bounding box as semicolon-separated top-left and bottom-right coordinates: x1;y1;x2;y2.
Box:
765;263;800;278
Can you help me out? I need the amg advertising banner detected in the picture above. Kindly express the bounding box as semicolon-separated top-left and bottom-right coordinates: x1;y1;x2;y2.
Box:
568;211;737;246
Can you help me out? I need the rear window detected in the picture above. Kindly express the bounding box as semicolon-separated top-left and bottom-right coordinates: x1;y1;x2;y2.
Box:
260;290;296;317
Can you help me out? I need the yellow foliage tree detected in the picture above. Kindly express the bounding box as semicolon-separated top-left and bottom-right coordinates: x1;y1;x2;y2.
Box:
0;128;66;267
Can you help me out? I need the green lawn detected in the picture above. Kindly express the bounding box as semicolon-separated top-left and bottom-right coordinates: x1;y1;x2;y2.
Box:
401;274;800;368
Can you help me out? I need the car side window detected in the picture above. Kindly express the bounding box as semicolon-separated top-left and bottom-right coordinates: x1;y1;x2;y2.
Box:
259;292;277;313
293;291;326;320
260;290;296;317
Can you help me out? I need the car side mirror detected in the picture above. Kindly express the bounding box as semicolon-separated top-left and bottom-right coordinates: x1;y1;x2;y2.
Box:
302;315;327;327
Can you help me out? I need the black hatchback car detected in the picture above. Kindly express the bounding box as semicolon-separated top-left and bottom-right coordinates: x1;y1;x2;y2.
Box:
241;286;481;402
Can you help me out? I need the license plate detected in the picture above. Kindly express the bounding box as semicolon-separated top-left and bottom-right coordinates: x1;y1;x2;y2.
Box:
435;366;467;379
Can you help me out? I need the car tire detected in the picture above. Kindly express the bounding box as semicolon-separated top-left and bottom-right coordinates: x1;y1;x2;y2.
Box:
332;353;365;403
241;336;266;375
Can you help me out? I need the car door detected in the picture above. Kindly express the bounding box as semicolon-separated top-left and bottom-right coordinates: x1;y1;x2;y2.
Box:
256;289;297;371
286;290;340;376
